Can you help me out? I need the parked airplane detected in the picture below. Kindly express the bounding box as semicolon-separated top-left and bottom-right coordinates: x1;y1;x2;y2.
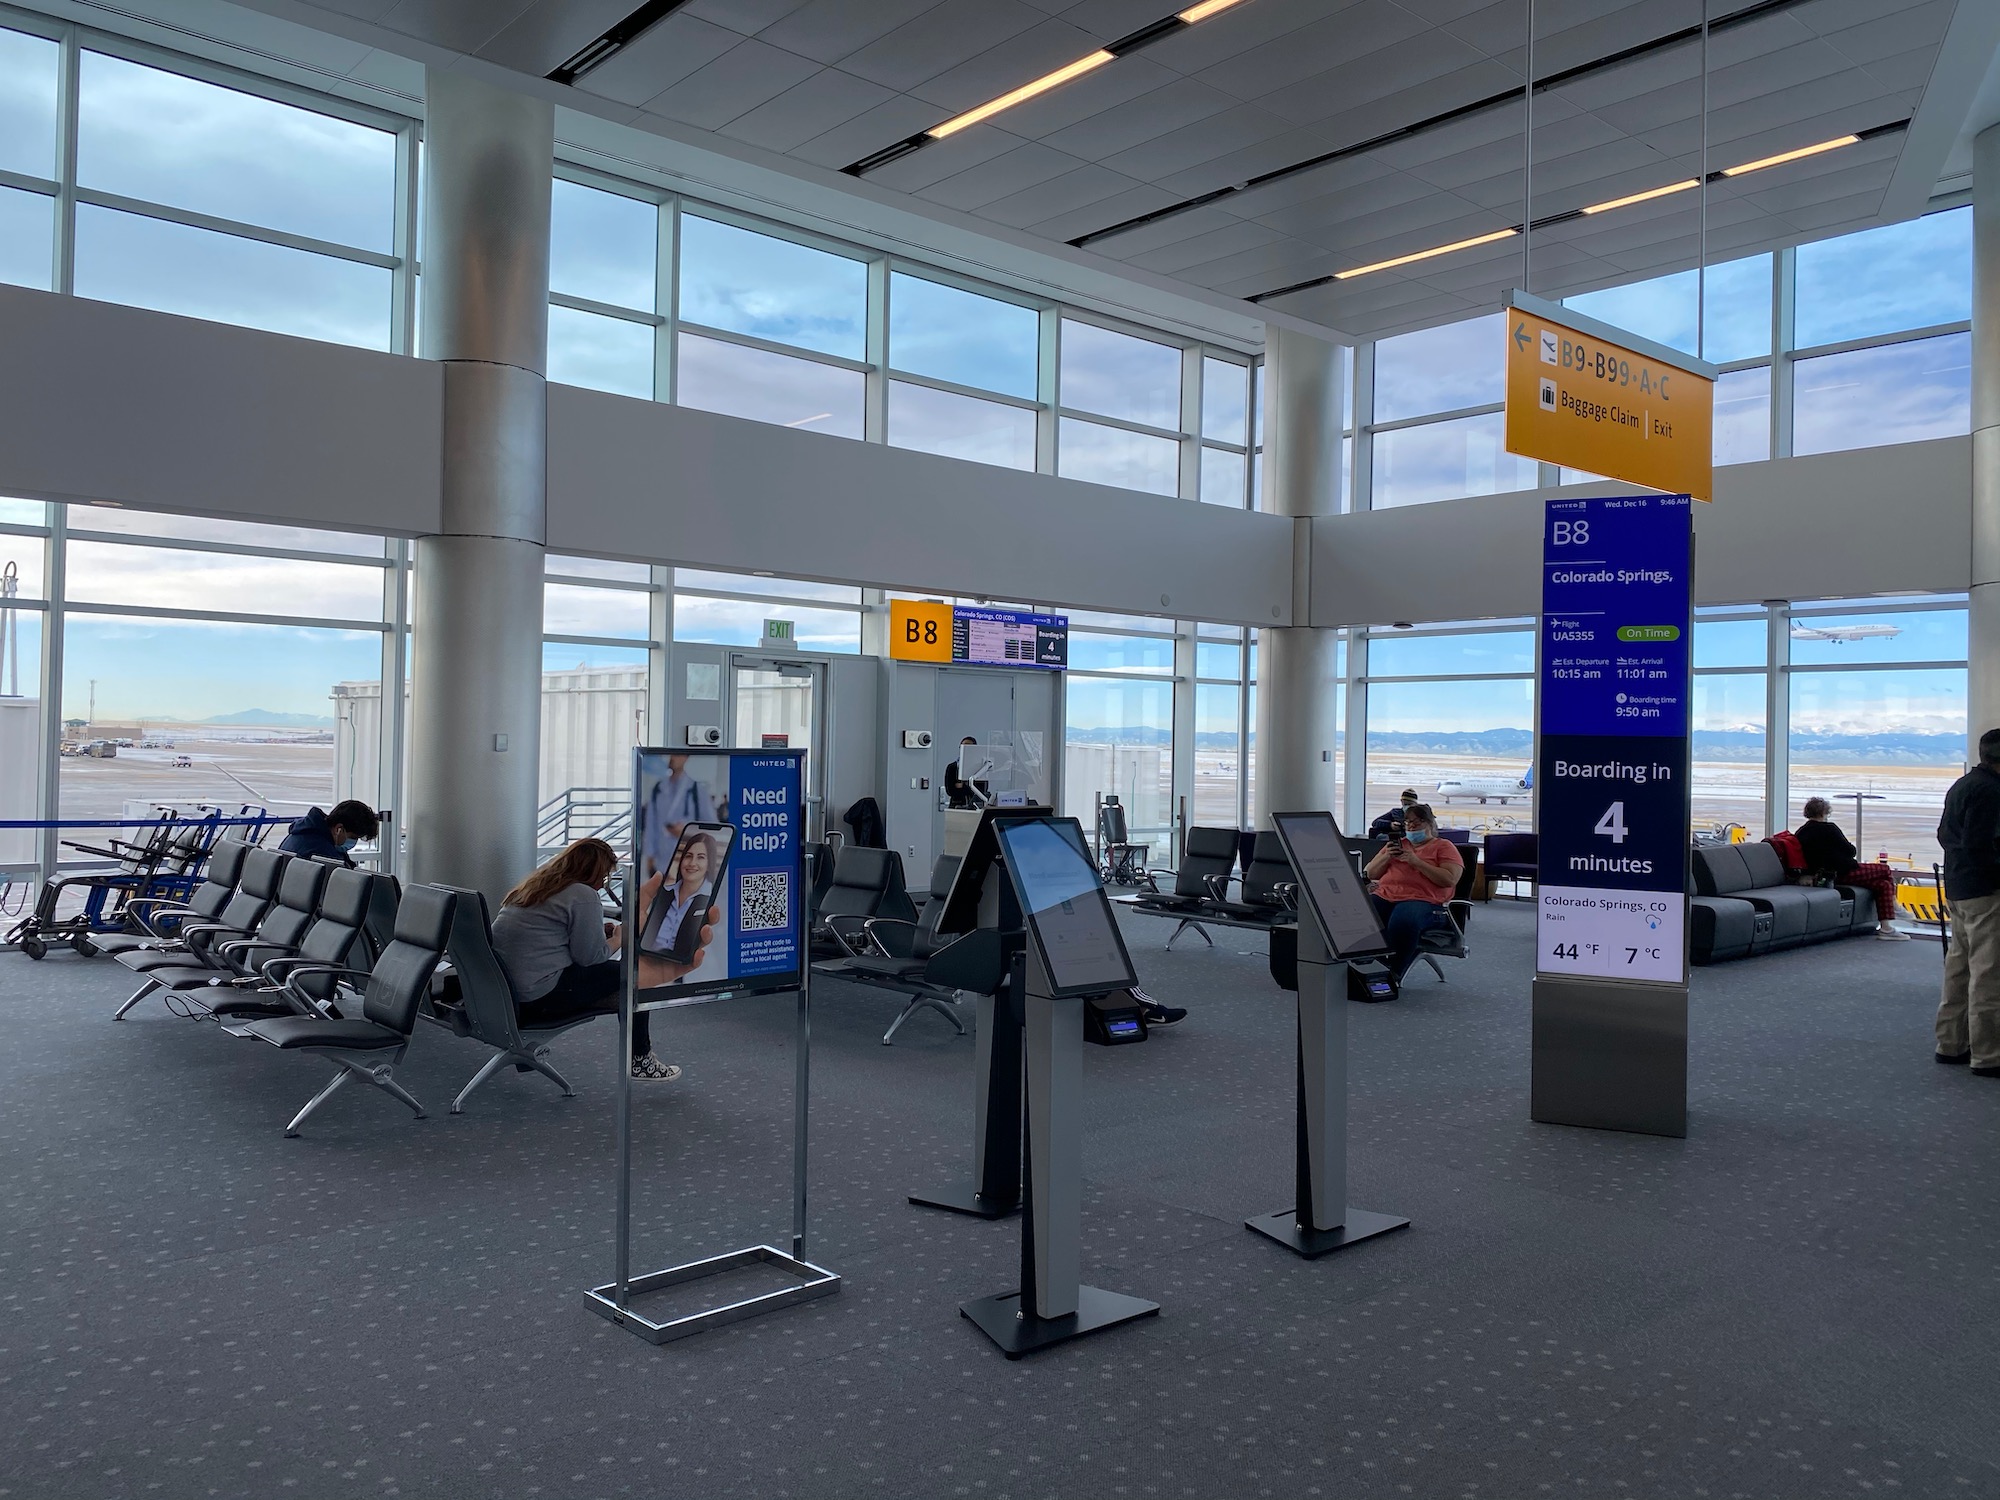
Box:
1434;767;1533;804
1789;622;1902;644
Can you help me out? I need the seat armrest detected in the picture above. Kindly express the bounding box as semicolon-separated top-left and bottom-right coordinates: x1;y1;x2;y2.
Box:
275;963;371;1013
822;913;878;957
860;917;918;959
1201;873;1229;901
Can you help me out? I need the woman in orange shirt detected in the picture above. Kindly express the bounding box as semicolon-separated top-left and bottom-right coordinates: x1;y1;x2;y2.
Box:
1363;801;1463;978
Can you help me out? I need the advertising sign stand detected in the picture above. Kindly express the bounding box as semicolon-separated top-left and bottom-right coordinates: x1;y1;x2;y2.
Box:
959;944;1160;1357
1247;813;1410;1258
586;748;840;1344
1530;497;1693;1138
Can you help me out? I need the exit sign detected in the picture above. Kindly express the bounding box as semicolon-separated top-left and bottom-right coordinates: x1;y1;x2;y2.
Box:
762;618;795;648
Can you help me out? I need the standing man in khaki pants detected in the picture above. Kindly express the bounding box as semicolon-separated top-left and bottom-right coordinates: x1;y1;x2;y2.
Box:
1937;727;2000;1075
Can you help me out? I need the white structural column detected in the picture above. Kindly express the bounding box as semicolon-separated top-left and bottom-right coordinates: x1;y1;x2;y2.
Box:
407;69;553;899
1253;323;1347;825
1973;123;2000;756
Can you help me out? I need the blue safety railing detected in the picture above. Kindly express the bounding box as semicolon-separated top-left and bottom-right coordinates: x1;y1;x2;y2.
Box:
2;810;288;956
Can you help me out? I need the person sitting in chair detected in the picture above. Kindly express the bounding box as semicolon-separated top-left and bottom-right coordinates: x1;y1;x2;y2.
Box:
1363;801;1462;978
491;838;718;1084
280;800;380;867
1796;797;1909;941
1368;788;1420;840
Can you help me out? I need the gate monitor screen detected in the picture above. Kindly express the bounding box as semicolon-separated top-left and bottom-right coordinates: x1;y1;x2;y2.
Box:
1271;811;1389;960
993;816;1138;999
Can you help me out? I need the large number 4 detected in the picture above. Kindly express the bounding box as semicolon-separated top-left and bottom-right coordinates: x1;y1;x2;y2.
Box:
1594;801;1628;845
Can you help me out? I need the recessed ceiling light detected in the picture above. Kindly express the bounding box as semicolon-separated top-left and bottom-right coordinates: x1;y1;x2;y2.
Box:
928;52;1115;139
846;0;1258;172
1581;178;1700;215
1333;228;1518;280
1722;134;1860;176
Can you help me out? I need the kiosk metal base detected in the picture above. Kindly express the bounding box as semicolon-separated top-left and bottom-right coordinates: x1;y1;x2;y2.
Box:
1244;1206;1410;1259
960;1285;1160;1359
908;1183;1020;1219
585;1245;840;1345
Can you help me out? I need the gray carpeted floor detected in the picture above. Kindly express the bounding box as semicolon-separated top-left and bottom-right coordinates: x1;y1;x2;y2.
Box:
2;900;1996;1499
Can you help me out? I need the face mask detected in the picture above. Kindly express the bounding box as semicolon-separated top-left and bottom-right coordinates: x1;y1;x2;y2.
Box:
1405;829;1433;845
337;836;358;852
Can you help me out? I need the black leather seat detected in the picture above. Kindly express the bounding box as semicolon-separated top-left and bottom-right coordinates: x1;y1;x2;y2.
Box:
422;885;599;1114
95;837;251;956
115;843;283;976
1690;841;1876;964
142;856;328;1002
242;884;456;1136
810;846;917;958
1127;825;1239;949
210;866;383;1026
1202;831;1291;922
817;856;1009;1045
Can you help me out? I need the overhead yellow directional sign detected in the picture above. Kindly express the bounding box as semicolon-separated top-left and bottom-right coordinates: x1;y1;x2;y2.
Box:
1503;289;1718;502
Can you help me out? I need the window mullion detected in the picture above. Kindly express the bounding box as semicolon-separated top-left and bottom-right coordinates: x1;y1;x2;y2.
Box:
53;20;77;296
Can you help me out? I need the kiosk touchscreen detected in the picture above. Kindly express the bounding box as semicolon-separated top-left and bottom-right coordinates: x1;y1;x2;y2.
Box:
993;817;1138;998
936;803;1053;934
1271;812;1390;959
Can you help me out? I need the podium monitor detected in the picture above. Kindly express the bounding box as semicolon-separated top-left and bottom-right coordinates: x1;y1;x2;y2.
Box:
1270;811;1390;960
993;816;1138;999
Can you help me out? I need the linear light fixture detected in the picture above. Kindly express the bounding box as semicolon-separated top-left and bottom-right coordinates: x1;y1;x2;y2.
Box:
929;51;1116;139
1274;123;1903;297
1721;134;1859;176
1581;178;1700;214
844;0;1258;175
1333;228;1519;281
548;0;693;86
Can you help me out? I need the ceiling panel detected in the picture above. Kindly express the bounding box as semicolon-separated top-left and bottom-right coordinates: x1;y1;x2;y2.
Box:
230;0;1983;341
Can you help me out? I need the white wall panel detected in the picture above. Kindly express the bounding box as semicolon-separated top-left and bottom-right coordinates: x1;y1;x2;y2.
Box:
0;285;443;535
1311;438;1972;626
547;382;1296;626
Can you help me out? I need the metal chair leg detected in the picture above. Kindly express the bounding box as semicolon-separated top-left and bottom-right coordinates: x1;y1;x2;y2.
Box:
881;994;966;1045
364;1063;426;1121
1418;954;1447;982
284;1068;352;1136
450;1051;513;1114
522;1046;575;1099
112;979;159;1020
1166;919;1213;951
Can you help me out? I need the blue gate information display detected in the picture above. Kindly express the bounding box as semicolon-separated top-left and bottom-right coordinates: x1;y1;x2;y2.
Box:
1537;495;1692;984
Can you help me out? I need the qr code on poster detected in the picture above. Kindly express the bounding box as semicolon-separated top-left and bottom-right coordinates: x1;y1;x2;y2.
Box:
738;872;791;933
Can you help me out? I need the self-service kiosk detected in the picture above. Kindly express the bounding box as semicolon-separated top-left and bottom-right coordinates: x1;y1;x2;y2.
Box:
956;815;1160;1357
1249;811;1411;1258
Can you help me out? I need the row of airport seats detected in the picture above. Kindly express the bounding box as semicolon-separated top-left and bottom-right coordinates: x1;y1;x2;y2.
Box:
809;848;1012;1045
94;838;602;1132
1690;840;1879;963
1127;825;1471;981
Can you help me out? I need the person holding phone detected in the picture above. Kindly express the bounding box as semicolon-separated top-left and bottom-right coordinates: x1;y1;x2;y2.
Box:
491;838;717;1082
1362;802;1463;979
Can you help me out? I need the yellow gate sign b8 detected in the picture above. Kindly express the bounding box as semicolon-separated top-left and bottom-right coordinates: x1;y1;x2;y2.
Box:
1503;289;1718;502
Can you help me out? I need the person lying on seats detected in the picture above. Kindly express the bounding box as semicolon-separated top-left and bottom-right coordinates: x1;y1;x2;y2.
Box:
490;838;715;1084
1363;802;1463;979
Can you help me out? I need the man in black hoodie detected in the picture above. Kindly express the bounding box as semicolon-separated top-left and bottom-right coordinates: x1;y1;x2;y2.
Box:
281;800;381;867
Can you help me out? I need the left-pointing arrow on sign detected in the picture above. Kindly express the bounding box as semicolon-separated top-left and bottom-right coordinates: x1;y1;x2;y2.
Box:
1514;320;1531;353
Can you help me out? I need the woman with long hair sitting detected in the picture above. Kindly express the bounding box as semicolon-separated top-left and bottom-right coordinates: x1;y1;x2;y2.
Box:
491;837;717;1082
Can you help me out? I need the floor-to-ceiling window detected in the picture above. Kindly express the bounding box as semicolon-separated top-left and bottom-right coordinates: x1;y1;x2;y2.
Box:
1692;606;1769;840
1064;610;1176;859
1785;596;1967;869
1359;621;1535;834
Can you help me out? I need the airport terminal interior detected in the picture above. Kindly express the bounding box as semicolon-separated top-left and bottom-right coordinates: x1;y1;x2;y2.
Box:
3;0;2000;1493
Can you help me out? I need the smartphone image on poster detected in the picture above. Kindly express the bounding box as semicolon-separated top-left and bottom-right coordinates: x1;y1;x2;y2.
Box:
639;822;735;963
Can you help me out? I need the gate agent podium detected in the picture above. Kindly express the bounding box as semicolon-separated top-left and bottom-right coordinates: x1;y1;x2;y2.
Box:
1245;812;1411;1258
958;816;1159;1357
